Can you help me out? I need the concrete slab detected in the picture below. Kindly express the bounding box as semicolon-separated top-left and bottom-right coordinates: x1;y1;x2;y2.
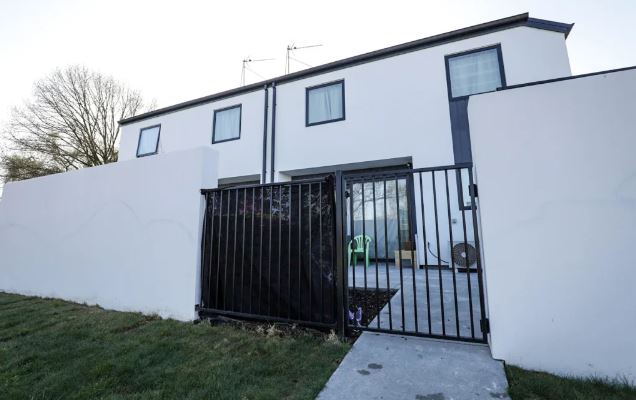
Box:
349;265;484;340
317;332;509;400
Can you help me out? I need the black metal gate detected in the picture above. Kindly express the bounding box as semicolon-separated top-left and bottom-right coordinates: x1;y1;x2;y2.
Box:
197;176;337;330
198;164;487;343
334;163;488;343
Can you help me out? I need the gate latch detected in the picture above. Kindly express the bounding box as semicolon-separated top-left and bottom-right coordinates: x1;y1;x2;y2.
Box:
480;318;490;334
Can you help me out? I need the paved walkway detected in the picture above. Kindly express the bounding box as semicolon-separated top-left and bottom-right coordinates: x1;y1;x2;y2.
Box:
317;332;509;400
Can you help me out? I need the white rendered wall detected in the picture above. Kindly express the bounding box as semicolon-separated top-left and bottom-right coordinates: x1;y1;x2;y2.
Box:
469;68;636;380
118;26;570;179
0;147;218;321
119;90;267;182
273;27;570;265
274;27;570;175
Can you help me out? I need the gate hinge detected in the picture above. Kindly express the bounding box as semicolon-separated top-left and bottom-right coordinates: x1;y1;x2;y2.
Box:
344;190;350;198
469;183;478;198
480;318;490;334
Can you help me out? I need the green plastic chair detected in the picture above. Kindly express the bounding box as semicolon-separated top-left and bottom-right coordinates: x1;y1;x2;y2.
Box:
348;235;372;268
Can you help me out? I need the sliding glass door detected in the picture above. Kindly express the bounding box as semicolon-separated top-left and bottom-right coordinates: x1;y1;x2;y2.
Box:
347;174;415;261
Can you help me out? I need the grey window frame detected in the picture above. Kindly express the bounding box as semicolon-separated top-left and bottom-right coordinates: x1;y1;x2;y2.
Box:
305;80;346;127
444;44;507;101
212;104;242;144
136;124;161;157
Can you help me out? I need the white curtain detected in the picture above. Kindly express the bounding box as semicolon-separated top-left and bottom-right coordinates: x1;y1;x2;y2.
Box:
448;48;502;98
137;126;160;155
214;106;241;141
308;83;343;124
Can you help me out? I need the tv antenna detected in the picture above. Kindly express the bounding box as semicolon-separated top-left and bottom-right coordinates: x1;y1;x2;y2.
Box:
285;43;322;74
241;57;274;86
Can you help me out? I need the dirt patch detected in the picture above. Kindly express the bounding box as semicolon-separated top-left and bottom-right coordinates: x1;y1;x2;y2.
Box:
198;287;397;343
201;315;348;342
347;287;397;327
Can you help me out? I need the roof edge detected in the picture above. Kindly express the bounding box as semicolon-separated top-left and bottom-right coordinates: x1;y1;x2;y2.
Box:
527;17;574;38
120;12;574;126
492;65;636;92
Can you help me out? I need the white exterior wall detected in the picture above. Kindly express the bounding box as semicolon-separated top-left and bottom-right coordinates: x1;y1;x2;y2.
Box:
117;27;570;265
469;69;636;380
0;147;218;321
274;27;570;174
119;91;266;181
273;26;569;264
119;27;570;178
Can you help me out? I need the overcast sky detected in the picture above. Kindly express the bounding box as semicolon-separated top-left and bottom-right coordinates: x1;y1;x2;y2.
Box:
2;0;636;130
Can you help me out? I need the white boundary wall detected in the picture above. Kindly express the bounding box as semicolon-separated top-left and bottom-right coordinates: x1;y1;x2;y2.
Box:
469;68;636;381
0;147;218;321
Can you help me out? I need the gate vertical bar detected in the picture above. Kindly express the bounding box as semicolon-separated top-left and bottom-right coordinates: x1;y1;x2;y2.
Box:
372;179;381;329
418;173;432;334
458;169;476;339
249;187;255;313
240;189;247;312
349;181;356;323
268;187;273;316
361;182;368;305
407;175;419;333
319;182;324;323
468;168;488;342
215;191;223;309
334;171;346;336
288;184;292;319
431;172;446;335
199;193;209;308
383;179;393;330
298;184;302;320
207;193;217;309
258;186;264;314
444;170;460;337
232;189;239;311
308;183;313;322
223;190;231;309
395;177;406;332
278;186;283;317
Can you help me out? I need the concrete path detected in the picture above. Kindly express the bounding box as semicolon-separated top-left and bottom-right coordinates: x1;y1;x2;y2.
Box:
318;332;509;400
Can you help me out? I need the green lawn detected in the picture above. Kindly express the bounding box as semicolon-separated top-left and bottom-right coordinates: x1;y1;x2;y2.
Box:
506;365;636;400
3;292;634;400
0;292;350;400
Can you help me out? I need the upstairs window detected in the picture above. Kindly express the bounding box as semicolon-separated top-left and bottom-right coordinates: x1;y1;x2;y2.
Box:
136;125;160;157
213;105;241;143
306;80;345;126
446;45;506;99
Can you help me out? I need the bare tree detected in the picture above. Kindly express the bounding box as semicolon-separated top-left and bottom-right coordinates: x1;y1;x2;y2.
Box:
1;65;154;182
